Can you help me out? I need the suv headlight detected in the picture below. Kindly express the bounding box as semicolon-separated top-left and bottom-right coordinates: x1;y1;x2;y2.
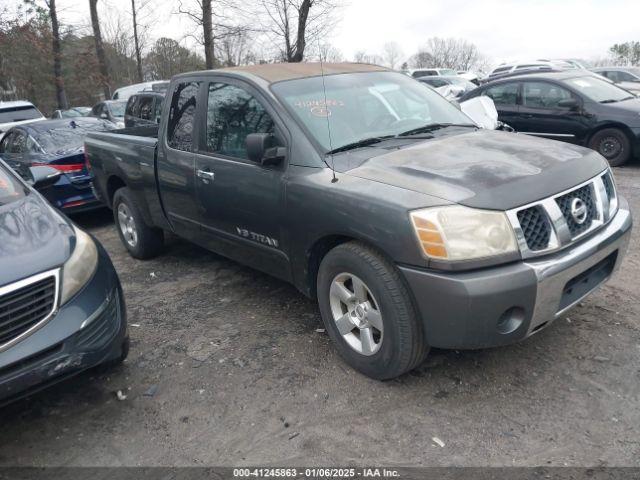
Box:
60;226;98;305
410;206;518;261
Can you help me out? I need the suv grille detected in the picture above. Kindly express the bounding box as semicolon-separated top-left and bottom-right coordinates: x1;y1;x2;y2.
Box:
555;184;597;237
510;171;617;257
0;275;56;348
517;206;551;251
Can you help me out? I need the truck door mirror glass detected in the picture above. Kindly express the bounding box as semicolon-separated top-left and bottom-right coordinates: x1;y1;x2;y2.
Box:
557;98;579;110
246;133;284;165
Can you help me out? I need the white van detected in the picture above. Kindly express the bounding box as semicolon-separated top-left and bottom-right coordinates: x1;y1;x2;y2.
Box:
112;81;169;101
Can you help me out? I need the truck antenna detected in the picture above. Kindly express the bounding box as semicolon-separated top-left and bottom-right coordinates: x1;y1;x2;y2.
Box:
318;45;338;183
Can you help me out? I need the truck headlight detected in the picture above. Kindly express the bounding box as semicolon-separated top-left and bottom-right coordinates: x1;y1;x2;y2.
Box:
60;226;98;305
410;206;518;261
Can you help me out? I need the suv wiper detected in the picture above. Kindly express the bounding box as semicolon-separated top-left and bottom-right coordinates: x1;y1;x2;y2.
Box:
326;135;395;154
396;123;476;137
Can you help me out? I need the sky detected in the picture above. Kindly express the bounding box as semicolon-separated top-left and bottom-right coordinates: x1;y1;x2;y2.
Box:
16;0;640;67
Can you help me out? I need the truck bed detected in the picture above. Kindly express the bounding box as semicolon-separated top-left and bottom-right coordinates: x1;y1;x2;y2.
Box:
85;123;164;226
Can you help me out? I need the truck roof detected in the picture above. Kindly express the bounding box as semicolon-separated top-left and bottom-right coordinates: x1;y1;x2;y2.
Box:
175;62;388;84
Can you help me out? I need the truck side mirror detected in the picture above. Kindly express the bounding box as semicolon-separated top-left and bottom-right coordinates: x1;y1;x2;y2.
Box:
246;133;285;166
557;98;579;110
28;165;61;190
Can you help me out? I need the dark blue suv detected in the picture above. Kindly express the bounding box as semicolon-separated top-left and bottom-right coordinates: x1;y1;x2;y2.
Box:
0;160;128;405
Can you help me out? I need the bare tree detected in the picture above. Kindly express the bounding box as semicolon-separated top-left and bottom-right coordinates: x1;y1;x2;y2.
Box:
412;37;484;71
382;41;403;69
316;42;343;62
130;0;143;80
89;0;111;98
177;0;251;69
41;0;68;109
408;50;433;68
257;0;338;62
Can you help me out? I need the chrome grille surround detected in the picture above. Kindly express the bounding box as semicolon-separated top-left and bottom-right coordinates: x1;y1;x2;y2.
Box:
0;269;60;353
506;170;618;259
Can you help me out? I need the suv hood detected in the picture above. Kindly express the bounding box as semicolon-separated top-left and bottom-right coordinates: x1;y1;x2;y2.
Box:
343;130;608;210
0;193;73;286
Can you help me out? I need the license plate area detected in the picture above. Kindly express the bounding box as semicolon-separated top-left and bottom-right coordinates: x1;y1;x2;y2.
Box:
558;251;617;312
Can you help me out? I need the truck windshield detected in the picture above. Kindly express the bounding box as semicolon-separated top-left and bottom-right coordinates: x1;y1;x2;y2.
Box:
271;71;473;152
0;163;26;206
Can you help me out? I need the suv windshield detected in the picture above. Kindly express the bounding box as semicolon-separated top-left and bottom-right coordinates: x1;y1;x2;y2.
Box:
0;163;26;206
0;106;43;123
272;71;473;151
566;76;635;103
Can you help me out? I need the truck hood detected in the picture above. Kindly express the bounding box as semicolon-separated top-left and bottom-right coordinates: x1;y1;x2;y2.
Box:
0;192;73;286
342;130;608;210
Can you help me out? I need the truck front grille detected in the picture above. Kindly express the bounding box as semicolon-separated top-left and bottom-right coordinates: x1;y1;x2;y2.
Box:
517;206;551;251
509;171;618;258
0;272;58;350
555;184;597;237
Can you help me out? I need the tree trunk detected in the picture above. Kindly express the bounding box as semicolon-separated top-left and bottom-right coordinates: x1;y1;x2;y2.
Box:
89;0;111;99
291;0;311;62
48;0;68;109
202;0;214;69
131;0;143;82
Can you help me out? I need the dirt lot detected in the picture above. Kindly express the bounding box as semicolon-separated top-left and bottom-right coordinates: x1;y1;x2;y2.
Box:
0;167;639;467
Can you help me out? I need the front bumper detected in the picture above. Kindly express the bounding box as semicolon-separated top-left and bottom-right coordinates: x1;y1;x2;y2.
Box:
0;244;127;406
399;198;632;349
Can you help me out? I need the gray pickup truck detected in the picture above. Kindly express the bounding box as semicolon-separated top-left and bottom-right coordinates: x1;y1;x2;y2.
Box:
86;63;632;379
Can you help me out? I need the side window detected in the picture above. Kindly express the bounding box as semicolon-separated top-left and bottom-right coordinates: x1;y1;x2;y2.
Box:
522;82;572;109
154;98;163;122
205;82;275;159
484;83;518;106
604;71;619;82
0;132;14;153
126;96;139;117
139;97;154;120
167;82;200;152
4;131;27;153
616;71;636;82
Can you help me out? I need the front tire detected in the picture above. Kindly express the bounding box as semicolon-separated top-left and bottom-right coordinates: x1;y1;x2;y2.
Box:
589;128;631;167
317;242;428;380
113;187;164;259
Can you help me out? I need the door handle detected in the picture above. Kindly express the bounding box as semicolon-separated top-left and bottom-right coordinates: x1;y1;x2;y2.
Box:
521;114;533;119
196;169;215;182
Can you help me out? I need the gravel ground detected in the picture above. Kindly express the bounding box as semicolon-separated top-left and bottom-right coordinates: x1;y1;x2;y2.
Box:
0;166;638;467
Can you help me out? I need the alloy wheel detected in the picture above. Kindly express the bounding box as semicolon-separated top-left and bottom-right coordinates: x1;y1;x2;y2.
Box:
328;272;383;356
117;203;138;247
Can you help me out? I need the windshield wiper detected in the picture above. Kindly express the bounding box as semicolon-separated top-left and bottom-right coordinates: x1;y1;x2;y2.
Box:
325;135;395;154
396;123;476;137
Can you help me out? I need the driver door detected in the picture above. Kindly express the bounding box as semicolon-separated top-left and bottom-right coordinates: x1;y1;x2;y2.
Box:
192;79;291;280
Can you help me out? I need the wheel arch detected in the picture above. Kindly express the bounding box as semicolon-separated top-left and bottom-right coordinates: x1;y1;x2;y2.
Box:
106;175;127;208
587;123;636;156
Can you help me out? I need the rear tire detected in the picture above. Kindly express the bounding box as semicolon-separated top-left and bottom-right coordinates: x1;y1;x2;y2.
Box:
113;187;164;259
317;241;428;380
589;128;631;167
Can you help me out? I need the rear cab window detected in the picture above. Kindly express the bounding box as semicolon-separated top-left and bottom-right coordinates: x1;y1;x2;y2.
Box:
167;82;200;152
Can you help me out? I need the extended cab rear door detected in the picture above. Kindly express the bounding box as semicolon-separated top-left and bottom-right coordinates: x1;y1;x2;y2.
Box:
192;77;291;281
156;80;202;241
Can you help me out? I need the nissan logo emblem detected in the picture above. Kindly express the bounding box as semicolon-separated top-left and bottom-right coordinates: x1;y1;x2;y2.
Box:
570;198;588;224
